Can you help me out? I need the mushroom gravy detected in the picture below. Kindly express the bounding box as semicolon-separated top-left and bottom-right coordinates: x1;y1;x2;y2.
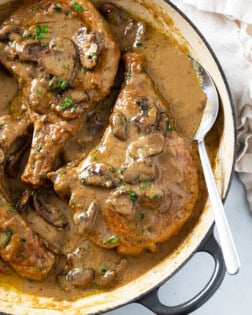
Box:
0;0;222;301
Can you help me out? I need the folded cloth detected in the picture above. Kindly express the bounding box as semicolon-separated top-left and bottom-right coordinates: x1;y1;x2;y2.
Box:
170;0;252;211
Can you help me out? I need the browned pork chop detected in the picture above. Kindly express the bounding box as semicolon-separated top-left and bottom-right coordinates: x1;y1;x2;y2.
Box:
49;52;201;255
0;0;120;186
0;168;55;280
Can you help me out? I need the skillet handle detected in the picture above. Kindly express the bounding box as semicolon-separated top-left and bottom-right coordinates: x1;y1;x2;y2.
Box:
138;232;226;314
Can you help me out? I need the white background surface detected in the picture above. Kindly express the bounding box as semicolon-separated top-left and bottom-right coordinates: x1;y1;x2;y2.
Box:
105;174;252;314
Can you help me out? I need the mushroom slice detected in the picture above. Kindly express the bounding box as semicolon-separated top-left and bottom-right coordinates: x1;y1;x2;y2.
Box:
106;188;135;217
65;267;95;288
41;37;77;81
73;27;102;70
127;132;165;161
78;162;120;188
110;111;127;140
32;190;68;228
122;162;157;185
74;200;98;233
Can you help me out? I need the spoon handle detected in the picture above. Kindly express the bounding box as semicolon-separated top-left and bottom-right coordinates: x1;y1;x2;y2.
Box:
197;140;240;275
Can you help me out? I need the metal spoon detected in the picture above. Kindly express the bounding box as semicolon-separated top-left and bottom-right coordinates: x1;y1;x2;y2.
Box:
191;57;240;275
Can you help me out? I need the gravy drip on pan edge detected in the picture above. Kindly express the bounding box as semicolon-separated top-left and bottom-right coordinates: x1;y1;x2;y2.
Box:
0;0;222;300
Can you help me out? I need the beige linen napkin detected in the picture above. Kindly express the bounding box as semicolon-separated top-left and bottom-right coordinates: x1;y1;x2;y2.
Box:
170;0;252;211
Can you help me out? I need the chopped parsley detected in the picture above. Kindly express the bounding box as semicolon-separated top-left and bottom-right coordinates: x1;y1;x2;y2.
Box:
119;120;125;126
71;2;84;12
81;66;87;73
41;42;48;47
36;89;43;95
34;25;49;40
153;194;159;200
57;80;68;90
49;77;69;90
0;124;7;130
120;167;127;174
8;204;15;213
139;179;152;191
35;145;42;152
60;97;75;110
167;124;173;132
89;52;98;57
5;229;13;242
129;191;136;201
65;9;70;16
141;66;147;73
105;235;120;245
140;212;145;220
23;34;33;40
20;253;27;259
54;4;62;12
101;266;108;274
39;172;45;179
124;71;132;86
109;167;116;173
135;42;143;47
0;200;3;206
102;16;108;23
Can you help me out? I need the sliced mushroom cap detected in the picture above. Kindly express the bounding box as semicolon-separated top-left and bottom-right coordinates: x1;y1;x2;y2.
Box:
0;24;24;41
110;111;127;140
20;41;48;62
74;200;98;233
138;185;165;209
40;37;77;81
96;269;116;289
122;162;157;185
16;190;31;212
73;27;102;70
128;132;165;161
133;96;159;132
106;188;135;217
66;267;95;288
32;190;68;228
101;3;122;25
79;162;120;188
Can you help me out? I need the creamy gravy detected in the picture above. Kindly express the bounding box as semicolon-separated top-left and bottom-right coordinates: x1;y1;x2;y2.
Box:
0;0;222;301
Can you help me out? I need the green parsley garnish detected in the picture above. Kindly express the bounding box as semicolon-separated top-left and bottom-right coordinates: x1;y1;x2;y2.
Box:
0;200;4;206
5;229;13;242
81;66;87;73
120;167;127;174
105;235;120;245
153;194;159;200
109;167;116;173
20;253;27;259
101;266;108;274
140;212;145;220
60;97;75;110
8;204;15;213
23;34;33;40
89;52;98;57
129;191;136;201
102;16;107;23
65;9;70;16
167;124;173;132
141;66;147;73
57;80;68;90
34;25;49;40
35;145;42;152
0;124;7;130
39;172;45;179
135;42;143;47
72;2;84;12
41;42;48;47
54;4;62;12
124;71;132;86
119;120;125;126
36;89;43;95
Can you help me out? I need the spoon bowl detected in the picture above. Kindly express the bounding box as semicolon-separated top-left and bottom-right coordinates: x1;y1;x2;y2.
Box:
191;56;240;275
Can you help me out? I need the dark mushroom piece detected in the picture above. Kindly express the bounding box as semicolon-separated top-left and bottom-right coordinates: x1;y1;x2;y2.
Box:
74;200;98;233
100;3;122;25
127;132;165;160
73;27;102;70
65;267;95;288
5;134;31;178
106;188;136;217
0;24;24;41
110;111;127;140
78;162;120;188
122;162;157;184
32;190;68;228
16;190;31;212
19;41;48;62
